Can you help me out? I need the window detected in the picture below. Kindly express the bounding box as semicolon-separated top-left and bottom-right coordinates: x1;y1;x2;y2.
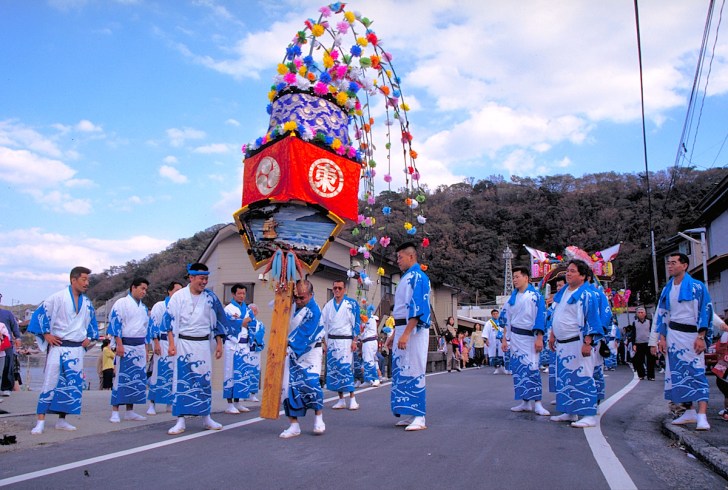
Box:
678;241;692;256
381;276;392;296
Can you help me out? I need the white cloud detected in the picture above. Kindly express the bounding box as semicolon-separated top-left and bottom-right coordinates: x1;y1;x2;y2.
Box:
0;227;172;301
166;127;206;147
172;16;302;80
193;143;231;154
0;147;76;186
0;120;64;157
65;178;96;188
225;118;240;127
76;119;103;132
163;155;179;164
173;0;727;184
159;165;189;184
26;189;92;214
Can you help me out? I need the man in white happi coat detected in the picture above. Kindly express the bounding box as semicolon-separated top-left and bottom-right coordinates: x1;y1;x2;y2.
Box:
360;312;381;387
386;242;431;432
246;303;265;402
656;252;714;431
500;266;550;416
485;310;506;374
548;260;602;428
165;263;239;435
280;280;326;438
109;277;152;423
147;280;183;415
321;279;361;410
222;283;253;414
29;266;98;435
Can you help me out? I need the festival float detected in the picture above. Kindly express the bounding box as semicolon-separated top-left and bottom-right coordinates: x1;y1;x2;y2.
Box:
233;3;426;418
525;243;630;311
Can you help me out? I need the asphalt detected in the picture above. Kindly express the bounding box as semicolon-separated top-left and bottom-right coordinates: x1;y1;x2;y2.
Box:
0;360;728;488
659;373;728;480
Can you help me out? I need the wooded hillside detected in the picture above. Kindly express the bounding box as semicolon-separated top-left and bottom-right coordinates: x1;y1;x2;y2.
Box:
86;167;726;308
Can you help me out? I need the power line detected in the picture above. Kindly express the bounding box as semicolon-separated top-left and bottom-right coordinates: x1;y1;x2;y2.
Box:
633;0;660;299
667;0;718;201
688;0;725;167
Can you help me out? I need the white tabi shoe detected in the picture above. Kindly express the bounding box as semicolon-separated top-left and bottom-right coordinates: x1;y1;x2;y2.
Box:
395;416;415;427
168;419;186;435
248;395;260;402
405;416;427;431
348;399;359;410
571;416;598;428
31;421;45;435
510;401;532;412
109;412;121;424
671;409;698;425
534;402;551;416
203;416;222;430
550;400;557;405
696;413;711;431
313;419;326;435
55;419;77;431
234;402;251;413
372;380;381;387
124;411;147;421
550;413;578;422
225;404;241;414
279;424;301;439
331;399;347;410
146;405;157;416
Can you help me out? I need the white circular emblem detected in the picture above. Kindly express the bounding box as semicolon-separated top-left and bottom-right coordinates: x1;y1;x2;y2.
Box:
255;157;280;196
309;158;344;198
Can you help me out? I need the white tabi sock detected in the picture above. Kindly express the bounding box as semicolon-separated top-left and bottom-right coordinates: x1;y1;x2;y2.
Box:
31;420;45;435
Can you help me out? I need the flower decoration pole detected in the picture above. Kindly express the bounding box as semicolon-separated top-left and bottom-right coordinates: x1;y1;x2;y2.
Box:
235;3;428;419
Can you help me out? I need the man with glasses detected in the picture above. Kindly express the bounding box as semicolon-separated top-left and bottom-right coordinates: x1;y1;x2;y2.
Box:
656;253;713;431
321;280;361;410
280;280;326;438
386;242;431;431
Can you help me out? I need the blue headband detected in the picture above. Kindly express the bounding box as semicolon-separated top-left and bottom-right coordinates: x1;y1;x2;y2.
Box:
187;264;210;276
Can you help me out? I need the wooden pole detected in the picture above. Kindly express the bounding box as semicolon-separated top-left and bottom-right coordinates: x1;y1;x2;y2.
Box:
260;284;293;419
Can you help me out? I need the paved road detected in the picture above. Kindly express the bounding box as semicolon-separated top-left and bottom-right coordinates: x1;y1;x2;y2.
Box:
1;366;726;489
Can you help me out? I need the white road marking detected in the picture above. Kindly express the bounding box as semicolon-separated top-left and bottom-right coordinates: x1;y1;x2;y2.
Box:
0;382;390;487
584;370;640;490
0;369;640;488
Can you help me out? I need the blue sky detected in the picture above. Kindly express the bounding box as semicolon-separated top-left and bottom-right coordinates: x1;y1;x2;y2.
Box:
1;0;727;304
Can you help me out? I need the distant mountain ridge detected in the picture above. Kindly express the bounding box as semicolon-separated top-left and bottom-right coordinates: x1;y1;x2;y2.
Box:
87;224;226;308
86;167;727;309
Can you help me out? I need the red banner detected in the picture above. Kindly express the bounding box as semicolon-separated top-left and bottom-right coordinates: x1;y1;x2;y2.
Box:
242;137;362;221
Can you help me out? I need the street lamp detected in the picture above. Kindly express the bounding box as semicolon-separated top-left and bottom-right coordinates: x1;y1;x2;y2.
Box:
676;227;708;285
